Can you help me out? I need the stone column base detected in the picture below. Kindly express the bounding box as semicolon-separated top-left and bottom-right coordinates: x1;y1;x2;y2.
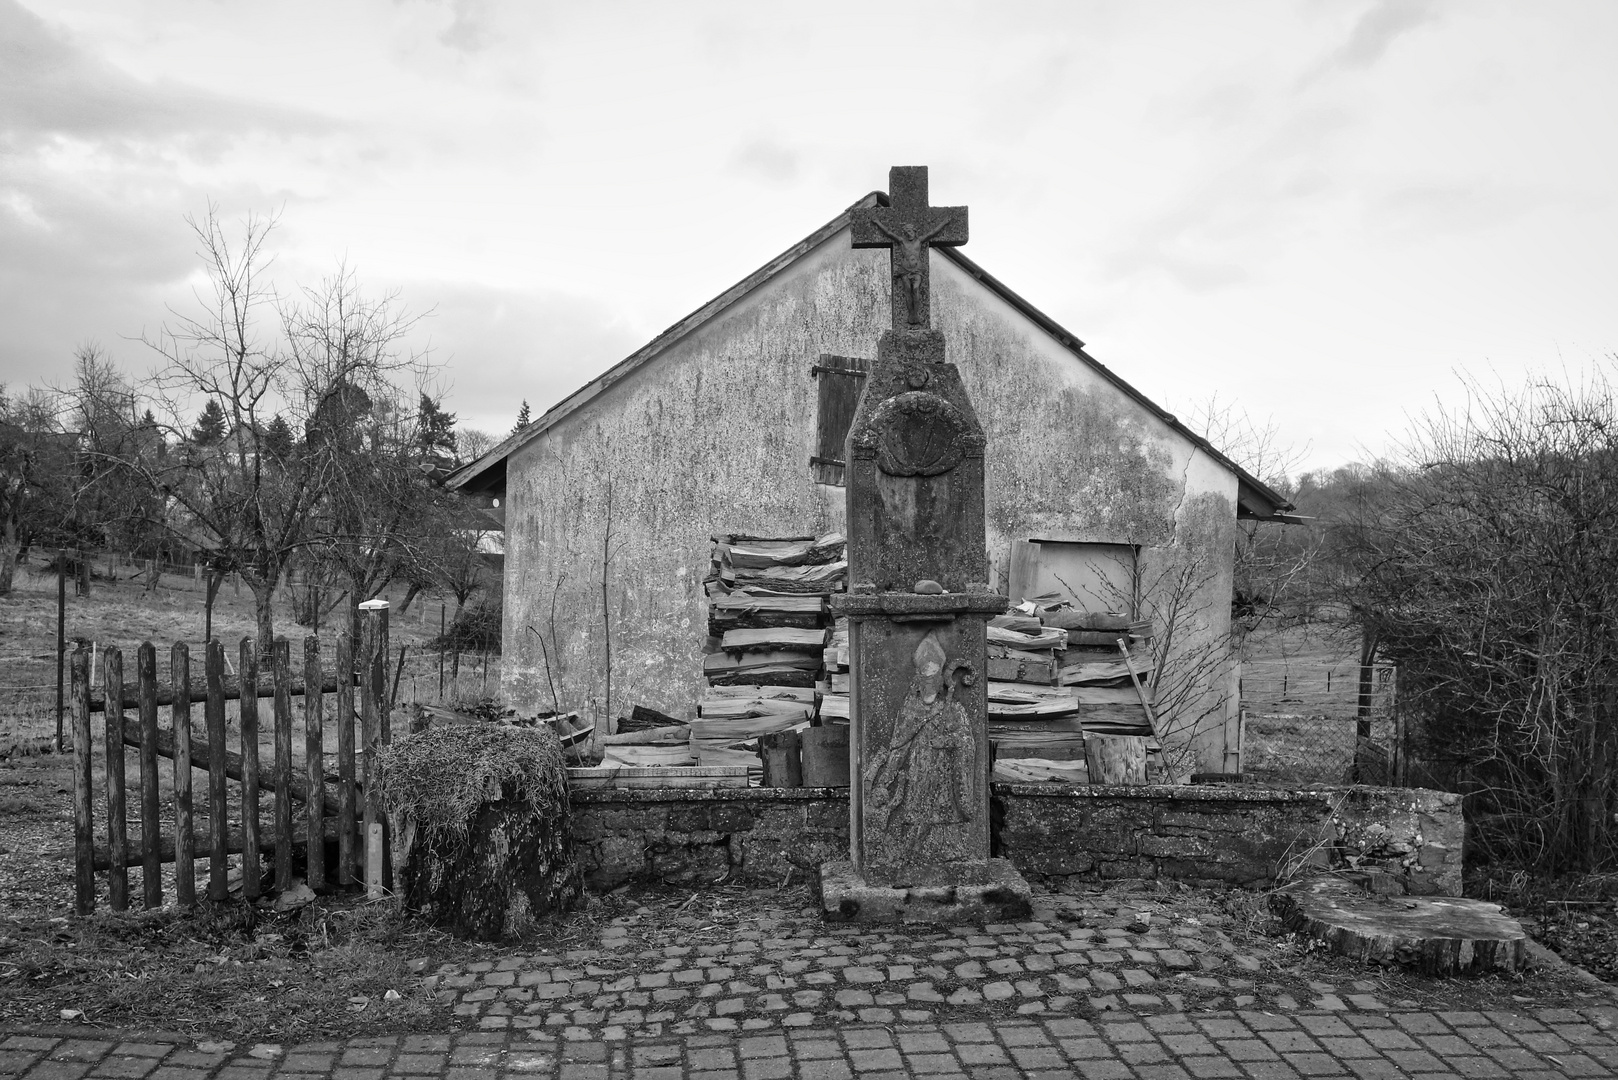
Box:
819;858;1032;924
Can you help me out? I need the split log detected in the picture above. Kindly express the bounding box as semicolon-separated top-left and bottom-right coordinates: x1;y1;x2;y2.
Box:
759;730;803;788
1085;734;1148;785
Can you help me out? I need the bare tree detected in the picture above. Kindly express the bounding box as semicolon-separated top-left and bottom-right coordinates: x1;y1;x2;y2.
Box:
1339;364;1618;871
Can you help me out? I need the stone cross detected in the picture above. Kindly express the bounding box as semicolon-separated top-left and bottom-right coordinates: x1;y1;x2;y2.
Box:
851;166;969;330
823;167;1030;924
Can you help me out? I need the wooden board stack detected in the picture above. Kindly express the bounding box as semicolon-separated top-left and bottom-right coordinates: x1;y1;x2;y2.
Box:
984;598;1160;777
817;620;850;723
699;534;848;772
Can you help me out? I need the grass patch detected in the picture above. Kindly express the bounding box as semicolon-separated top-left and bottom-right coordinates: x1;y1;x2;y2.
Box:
0;896;475;1040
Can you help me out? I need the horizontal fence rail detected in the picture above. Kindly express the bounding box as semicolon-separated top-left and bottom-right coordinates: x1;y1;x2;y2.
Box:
68;606;393;915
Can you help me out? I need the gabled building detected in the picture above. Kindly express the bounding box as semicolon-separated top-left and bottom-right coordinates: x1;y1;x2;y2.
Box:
449;189;1291;774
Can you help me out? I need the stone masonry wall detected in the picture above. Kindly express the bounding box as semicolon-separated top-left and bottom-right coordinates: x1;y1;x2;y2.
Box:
568;784;1464;896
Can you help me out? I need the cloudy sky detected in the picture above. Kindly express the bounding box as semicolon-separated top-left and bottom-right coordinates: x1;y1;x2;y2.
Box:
3;0;1615;474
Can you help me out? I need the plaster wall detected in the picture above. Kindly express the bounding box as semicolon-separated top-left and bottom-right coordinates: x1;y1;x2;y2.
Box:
503;229;1238;769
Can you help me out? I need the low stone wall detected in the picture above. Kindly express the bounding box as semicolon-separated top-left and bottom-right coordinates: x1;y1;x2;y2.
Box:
994;784;1462;896
568;783;1463;896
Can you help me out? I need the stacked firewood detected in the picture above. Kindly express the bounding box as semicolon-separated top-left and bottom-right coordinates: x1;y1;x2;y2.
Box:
985;595;1158;780
697;534;847;770
817;620;850;723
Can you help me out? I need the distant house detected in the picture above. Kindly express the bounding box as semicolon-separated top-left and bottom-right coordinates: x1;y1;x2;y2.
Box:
448;189;1292;773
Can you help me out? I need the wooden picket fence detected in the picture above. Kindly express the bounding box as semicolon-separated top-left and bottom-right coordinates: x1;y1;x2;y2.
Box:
68;607;396;915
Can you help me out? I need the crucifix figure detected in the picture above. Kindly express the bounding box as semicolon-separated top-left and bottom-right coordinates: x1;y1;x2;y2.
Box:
851;166;969;330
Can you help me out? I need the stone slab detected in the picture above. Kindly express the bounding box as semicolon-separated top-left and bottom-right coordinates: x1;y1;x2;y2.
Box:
1271;877;1527;975
819;858;1032;924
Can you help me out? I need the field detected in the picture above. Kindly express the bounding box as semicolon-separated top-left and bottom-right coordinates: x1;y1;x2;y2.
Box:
1236;622;1397;786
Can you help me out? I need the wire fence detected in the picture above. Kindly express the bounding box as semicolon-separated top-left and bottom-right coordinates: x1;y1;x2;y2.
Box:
1240;661;1400;786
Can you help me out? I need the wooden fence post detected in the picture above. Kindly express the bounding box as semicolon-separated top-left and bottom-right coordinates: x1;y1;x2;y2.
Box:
135;641;159;913
239;638;261;900
137;642;161;908
336;632;356;886
206;640;229;902
304;636;326;892
172;642;195;908
272;638;293;894
104;647;128;911
359;600;388;898
71;646;94;915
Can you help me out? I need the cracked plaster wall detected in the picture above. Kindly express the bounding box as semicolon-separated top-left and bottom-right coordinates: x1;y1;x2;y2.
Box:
503;232;1238;770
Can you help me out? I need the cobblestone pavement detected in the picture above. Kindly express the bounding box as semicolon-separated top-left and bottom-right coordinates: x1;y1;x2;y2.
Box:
8;890;1617;1079
7;1007;1618;1080
423;894;1511;1040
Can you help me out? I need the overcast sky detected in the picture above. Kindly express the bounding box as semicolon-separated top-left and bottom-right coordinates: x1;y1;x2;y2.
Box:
4;0;1615;475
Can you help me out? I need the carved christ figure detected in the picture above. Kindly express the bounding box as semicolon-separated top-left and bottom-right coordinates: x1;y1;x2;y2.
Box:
871;215;959;325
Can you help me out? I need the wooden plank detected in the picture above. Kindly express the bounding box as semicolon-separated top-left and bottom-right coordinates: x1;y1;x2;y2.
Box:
205;640;229;902
103;647;128;911
137;642;161;909
1073;686;1151;706
239;639;261;900
987;624;1067;651
71;647;94;915
719;627;828;652
115;712;340;815
85;674;342;714
93;821;339;871
703;649;821;674
303;636;325;892
1007;540;1041;604
336;633;355;887
171;642;195;908
272;638;294;894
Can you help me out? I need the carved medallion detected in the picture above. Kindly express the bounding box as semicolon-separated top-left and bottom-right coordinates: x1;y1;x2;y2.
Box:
862;391;971;477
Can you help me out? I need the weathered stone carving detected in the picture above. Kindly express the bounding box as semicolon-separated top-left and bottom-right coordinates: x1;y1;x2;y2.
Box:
850;166;968;332
823;166;1031;918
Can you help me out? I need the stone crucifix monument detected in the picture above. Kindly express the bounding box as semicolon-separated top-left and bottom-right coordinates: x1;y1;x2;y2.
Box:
821;166;1033;923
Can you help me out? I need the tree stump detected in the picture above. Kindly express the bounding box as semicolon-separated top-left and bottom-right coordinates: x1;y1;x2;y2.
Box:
1085;734;1148;785
1270;877;1527;975
800;726;850;787
377;725;582;940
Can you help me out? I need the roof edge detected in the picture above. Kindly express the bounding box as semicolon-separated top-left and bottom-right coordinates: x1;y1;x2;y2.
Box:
444;191;885;494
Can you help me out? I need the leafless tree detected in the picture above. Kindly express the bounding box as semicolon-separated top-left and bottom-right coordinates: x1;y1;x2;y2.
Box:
1339;363;1618;871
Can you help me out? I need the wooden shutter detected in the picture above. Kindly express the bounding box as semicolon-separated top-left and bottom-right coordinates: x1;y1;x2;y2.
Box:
809;354;869;486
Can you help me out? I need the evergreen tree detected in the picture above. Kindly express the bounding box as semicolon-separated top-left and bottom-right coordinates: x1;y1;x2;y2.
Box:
263;414;294;461
417;393;457;458
512;399;531;435
191;398;227;446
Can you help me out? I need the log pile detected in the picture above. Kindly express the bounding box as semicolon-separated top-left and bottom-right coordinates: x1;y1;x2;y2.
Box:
817;620;850;723
985;595;1161;783
695;534;847;777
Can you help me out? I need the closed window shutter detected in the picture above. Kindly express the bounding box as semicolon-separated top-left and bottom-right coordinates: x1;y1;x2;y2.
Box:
810;353;869;486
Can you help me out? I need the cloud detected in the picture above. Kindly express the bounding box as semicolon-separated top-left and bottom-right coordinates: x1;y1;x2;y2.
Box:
1367;181;1546;242
1331;0;1441;71
730;137;801;186
0;0;335;152
414;283;645;434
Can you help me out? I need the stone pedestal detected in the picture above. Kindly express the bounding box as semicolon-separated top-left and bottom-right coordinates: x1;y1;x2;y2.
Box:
819;858;1032;924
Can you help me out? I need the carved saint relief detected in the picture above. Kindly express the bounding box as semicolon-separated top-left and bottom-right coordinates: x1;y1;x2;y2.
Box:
866;631;978;854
